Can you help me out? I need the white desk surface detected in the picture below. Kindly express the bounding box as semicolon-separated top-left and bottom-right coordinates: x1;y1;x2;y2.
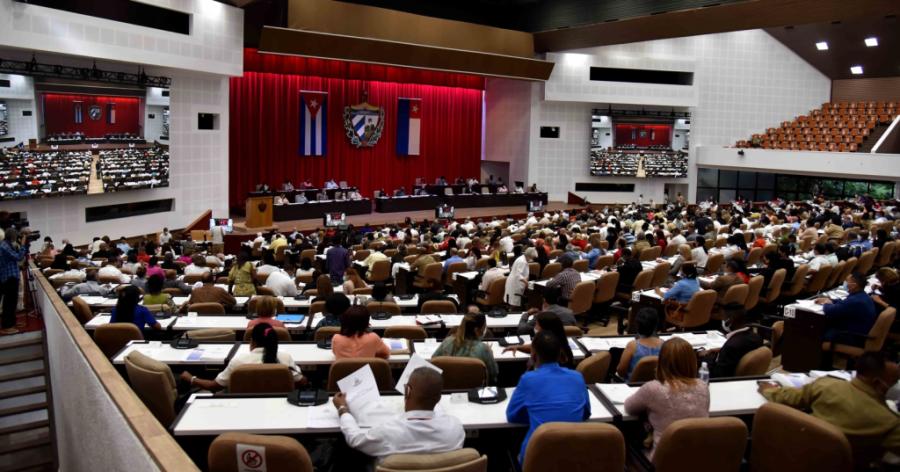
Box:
112;340;237;365
171;316;307;332
784;300;825;317
577;331;727;353
84;314;178;330
172;386;614;436
230;341;412;366
413;338;585;362
309;313;521;330
531;271;605;289
595;379;767;420
79;295;192;309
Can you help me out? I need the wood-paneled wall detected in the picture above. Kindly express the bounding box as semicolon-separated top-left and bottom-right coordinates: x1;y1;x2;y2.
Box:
831;77;900;103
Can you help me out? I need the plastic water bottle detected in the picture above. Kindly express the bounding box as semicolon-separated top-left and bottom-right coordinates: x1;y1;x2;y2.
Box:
699;362;710;384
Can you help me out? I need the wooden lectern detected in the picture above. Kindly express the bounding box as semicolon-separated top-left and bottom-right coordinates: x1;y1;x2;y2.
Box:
245;195;273;229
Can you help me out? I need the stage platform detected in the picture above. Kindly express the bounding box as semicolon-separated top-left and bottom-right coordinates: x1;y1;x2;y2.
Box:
232;201;578;233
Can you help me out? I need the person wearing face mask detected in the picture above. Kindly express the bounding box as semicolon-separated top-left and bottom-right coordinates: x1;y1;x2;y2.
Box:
815;272;877;348
758;352;900;469
431;312;498;384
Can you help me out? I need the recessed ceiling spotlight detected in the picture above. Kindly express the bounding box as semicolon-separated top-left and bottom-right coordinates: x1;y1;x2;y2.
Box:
816;41;829;50
865;37;878;47
850;65;864;75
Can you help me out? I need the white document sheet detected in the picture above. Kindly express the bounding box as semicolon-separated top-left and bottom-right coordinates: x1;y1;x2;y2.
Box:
395;353;442;393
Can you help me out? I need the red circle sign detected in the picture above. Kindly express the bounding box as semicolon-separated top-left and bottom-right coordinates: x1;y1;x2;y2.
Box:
241;450;263;468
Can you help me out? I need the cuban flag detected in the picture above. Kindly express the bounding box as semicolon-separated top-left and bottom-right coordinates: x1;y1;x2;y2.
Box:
74;102;83;123
107;103;116;124
396;98;421;156
299;91;327;156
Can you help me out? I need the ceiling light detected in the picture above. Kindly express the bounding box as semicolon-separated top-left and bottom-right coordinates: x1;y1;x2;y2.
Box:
850;65;864;75
815;41;829;50
865;37;878;47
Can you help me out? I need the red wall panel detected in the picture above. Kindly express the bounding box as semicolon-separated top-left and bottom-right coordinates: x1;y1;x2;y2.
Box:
229;68;483;207
42;93;141;137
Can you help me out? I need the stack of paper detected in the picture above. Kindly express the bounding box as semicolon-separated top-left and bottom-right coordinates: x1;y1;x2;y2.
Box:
416;315;443;325
599;384;637;404
771;372;812;388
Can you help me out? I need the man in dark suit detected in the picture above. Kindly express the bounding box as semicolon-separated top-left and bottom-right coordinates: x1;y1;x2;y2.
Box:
700;304;763;378
615;248;643;293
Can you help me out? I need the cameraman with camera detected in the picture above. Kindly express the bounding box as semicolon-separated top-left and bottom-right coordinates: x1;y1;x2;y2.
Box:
0;228;30;335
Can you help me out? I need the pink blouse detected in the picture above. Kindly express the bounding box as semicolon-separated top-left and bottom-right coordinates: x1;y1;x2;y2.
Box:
623;379;710;458
331;332;390;359
246;317;285;330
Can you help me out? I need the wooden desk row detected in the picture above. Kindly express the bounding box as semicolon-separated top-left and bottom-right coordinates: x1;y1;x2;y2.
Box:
111;338;588;368
170;379;768;437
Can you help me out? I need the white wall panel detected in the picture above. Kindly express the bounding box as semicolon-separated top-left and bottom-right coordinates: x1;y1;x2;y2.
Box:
515;29;830;204
0;0;243;76
0;0;238;244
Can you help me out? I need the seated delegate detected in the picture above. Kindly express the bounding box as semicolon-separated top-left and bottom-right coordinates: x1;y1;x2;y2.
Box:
758;352;900;468
181;323;303;391
506;331;590;463
432;312;499;384
816;272;878;347
332;367;465;464
331;307;390;359
624;337;710;459
616;308;663;380
110;285;162;331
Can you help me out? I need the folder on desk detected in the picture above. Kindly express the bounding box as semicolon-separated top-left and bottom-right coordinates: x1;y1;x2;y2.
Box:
384;338;410;355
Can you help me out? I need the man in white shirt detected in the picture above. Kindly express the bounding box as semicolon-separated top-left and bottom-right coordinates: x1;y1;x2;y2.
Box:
265;269;298;297
479;259;505;291
184;255;211;276
668;228;687;247
499;234;514;254
210;224;224;245
294;193;309;204
325;179;338;189
808;243;832;272
159;227;172;245
98;262;129;283
333;367;464;464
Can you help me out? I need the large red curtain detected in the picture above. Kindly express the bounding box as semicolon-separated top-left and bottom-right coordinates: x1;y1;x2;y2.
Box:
42;93;140;136
229;64;484;207
614;124;672;148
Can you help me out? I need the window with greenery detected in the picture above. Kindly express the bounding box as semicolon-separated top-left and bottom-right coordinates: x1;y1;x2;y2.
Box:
696;168;894;203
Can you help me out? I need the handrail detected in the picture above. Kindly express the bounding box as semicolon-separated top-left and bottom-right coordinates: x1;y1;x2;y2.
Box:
31;262;199;471
184;209;213;233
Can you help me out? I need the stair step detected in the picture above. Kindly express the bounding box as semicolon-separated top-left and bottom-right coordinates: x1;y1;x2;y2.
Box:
0;345;43;367
0;394;46;417
0;445;53;472
0;377;45;400
0;410;48;436
0;333;41;352
0;426;49;455
0;361;43;383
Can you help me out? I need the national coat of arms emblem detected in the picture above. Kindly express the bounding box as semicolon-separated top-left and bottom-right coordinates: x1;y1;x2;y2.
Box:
343;102;384;148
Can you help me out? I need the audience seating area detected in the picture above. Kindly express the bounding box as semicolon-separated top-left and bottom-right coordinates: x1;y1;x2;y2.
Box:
590;148;688;177
0;149;92;199
98;147;170;191
736;100;899;151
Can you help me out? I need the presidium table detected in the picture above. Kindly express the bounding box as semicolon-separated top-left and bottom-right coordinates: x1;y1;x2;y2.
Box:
273;199;371;221
375;192;548;213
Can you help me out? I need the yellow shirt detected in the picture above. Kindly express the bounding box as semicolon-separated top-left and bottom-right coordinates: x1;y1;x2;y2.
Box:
269;237;288;251
764;378;900;464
